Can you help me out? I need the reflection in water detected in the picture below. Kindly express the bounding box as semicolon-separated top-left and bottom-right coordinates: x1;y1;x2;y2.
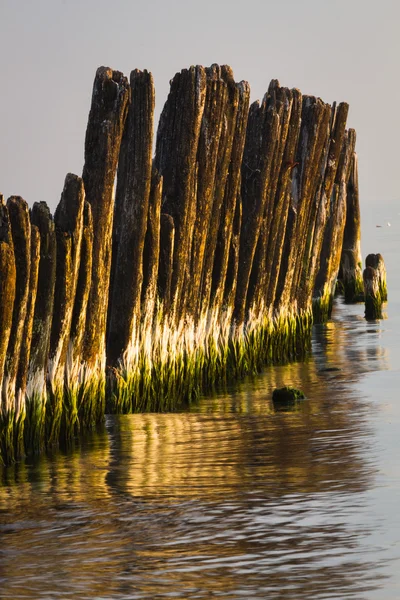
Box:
0;299;395;599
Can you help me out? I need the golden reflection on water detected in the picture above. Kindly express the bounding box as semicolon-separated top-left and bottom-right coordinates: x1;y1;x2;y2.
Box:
0;300;392;599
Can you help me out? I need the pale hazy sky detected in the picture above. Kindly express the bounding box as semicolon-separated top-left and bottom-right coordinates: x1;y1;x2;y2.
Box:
1;0;399;236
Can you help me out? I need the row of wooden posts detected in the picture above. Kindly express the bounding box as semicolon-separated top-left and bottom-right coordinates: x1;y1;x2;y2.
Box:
0;65;386;465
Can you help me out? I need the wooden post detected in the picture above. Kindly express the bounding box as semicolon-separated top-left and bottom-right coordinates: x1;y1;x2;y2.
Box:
313;129;356;321
28;202;57;396
0;197;16;392
82;66;130;373
364;254;387;320
340;151;364;302
154;66;206;322
48;174;85;442
3;197;31;416
107;69;155;367
211;80;250;316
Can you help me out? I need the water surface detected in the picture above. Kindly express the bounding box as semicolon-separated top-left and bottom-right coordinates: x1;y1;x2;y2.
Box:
1;212;399;599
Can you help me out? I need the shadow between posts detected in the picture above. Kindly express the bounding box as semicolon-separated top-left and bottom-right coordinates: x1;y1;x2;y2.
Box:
0;64;386;466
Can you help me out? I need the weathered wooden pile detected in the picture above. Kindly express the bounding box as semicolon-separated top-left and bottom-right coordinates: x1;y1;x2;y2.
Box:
0;64;386;465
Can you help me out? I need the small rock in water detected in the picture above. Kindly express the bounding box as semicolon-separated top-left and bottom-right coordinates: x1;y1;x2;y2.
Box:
272;386;306;405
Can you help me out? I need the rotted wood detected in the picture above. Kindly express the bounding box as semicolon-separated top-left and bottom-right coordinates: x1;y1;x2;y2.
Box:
29;202;57;384
185;73;228;319
82;66;130;369
276;96;331;311
210;80;251;315
154;65;206;320
107;69;155;366
2;197;31;410
301;101;349;309
233;91;280;326
69;201;93;367
340;151;364;302
0;197;16;400
265;88;302;308
196;66;240;321
141;168;163;328
246;82;294;319
158;214;175;314
365;253;387;302
289;97;332;311
363;254;387;320
16;225;40;398
49;174;85;386
222;190;243;311
313;129;357;304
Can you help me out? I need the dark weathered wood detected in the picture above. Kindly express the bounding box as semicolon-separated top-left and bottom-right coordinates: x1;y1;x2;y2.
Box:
222;189;243;311
364;262;384;320
233;93;280;325
185;74;228;319
108;69;155;366
289;97;332;311
340;151;363;302
28;202;57;389
365;253;387;302
200;66;240;321
158;214;175;314
276;97;332;312
49;174;85;388
246;82;294;319
211;80;250;315
313;129;357;312
3;197;31;409
154;66;206;320
0;197;16;400
301;101;349;309
16;225;40;398
265;88;303;309
82;66;130;370
69;201;93;369
141;168;163;329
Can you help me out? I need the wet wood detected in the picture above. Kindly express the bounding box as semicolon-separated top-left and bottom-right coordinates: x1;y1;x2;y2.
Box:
3;197;31;411
313;129;356;311
186;74;228;319
108;70;155;365
301;101;349;309
158;214;175;314
233;94;280;325
211;80;250;315
28;202;57;389
154;66;206;320
16;225;40;399
82;66;130;370
0;197;16;401
197;66;240;321
265;88;302;309
69;201;93;369
365;253;387;302
141;168;163;329
340;151;364;302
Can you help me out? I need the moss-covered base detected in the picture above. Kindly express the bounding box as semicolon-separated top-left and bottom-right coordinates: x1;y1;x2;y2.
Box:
107;308;313;414
1;310;313;466
0;409;25;467
365;293;383;320
342;274;364;304
312;292;334;324
0;372;105;467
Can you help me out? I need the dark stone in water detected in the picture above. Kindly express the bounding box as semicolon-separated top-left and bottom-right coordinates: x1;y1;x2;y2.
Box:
272;386;306;405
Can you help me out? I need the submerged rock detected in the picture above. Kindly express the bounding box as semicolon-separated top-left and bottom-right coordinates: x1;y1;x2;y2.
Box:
272;386;306;407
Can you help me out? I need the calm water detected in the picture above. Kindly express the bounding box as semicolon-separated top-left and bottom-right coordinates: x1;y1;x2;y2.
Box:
1;208;399;599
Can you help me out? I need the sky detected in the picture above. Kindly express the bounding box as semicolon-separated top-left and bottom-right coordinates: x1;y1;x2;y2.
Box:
0;0;399;251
